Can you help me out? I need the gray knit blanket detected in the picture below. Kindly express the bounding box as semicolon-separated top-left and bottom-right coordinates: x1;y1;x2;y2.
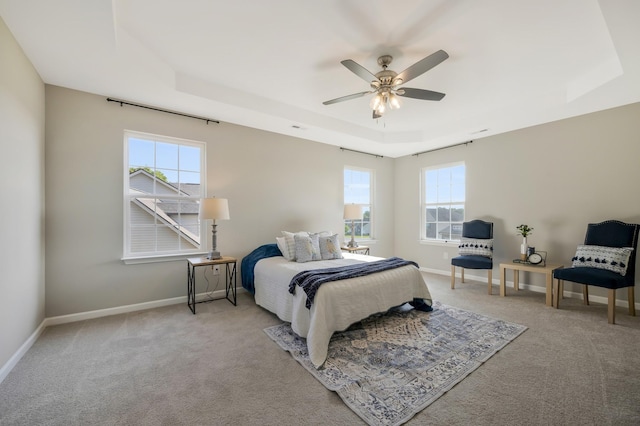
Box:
288;257;418;309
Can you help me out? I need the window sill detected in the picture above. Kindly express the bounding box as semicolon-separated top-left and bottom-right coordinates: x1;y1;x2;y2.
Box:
419;239;459;247
122;252;208;265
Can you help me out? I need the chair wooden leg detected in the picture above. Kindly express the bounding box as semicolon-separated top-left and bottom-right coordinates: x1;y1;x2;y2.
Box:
451;265;456;289
461;268;465;283
555;280;563;309
487;269;492;295
608;289;616;324
583;285;589;305
629;287;636;316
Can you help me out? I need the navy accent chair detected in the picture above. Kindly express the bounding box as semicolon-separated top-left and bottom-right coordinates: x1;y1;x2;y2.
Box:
451;220;494;294
553;220;639;324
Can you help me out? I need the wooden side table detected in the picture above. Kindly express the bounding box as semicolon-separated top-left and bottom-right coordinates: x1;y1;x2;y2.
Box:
341;245;370;255
187;256;237;314
499;261;564;307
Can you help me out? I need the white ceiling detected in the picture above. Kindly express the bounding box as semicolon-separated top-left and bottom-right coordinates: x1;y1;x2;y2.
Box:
2;0;639;157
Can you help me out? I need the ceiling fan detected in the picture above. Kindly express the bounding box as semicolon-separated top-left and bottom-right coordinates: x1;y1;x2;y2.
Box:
323;50;449;119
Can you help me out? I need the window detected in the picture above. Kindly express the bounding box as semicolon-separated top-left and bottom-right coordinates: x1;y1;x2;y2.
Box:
344;167;373;240
124;131;206;259
421;163;465;241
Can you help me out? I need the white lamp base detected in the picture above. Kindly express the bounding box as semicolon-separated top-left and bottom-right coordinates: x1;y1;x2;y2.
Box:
207;250;221;260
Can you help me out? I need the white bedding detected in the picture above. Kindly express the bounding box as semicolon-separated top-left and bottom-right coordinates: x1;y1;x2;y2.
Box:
254;253;432;367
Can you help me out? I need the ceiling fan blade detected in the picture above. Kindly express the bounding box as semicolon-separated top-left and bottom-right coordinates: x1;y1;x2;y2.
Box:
395;50;449;85
341;59;379;83
323;91;373;105
397;87;446;101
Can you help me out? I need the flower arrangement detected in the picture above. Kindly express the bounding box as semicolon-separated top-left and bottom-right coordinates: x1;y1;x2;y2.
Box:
516;224;533;237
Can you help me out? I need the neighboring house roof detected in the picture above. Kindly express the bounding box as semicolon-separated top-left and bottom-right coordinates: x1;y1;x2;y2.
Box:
438;224;463;239
129;170;201;246
129;169;196;196
177;183;202;197
129;169;201;214
132;194;200;246
157;200;200;215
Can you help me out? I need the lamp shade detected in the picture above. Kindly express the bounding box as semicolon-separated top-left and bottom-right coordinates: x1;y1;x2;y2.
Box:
200;198;230;220
343;204;362;220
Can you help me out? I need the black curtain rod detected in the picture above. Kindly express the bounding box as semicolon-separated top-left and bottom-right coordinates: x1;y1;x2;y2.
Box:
340;147;384;158
412;140;472;157
106;98;220;124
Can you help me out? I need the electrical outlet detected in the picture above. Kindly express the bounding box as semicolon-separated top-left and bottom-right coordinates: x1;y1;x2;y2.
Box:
213;265;220;275
443;251;449;260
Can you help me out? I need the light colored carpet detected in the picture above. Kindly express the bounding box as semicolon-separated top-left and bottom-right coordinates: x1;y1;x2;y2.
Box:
1;272;640;425
264;302;527;425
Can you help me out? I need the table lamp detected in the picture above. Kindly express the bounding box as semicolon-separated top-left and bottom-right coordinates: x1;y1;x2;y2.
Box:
200;197;230;259
344;204;363;248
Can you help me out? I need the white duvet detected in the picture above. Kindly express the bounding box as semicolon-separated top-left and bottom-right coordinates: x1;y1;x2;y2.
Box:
254;253;432;367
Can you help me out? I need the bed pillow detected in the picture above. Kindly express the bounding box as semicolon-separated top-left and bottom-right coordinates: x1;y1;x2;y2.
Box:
294;233;321;262
571;245;633;276
314;230;333;237
275;237;292;260
281;231;308;260
458;238;493;258
319;233;343;260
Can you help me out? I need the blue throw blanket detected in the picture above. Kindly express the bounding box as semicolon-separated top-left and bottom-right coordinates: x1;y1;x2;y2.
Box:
289;257;419;309
241;244;283;294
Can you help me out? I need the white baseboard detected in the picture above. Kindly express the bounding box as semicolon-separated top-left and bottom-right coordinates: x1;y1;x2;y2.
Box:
1;287;243;384
44;288;240;326
0;320;47;384
421;267;639;310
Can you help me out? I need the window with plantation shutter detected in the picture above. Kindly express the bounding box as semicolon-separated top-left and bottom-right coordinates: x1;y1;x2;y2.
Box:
123;131;206;261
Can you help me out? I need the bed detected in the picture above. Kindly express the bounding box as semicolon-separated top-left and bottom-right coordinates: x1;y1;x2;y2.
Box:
242;242;432;368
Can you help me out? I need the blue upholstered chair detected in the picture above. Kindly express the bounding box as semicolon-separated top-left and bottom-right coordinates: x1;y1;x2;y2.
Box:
553;220;639;324
451;220;494;294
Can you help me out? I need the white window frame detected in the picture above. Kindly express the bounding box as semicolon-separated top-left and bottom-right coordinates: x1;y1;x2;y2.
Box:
344;166;375;242
420;162;465;244
123;130;206;263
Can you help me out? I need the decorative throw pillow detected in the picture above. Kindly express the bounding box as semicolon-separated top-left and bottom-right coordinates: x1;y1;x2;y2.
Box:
294;233;321;263
571;245;633;276
319;234;343;260
275;237;291;260
458;238;493;258
281;231;308;261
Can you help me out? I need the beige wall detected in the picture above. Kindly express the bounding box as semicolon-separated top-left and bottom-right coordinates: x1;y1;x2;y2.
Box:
395;102;640;302
0;17;46;371
44;85;395;317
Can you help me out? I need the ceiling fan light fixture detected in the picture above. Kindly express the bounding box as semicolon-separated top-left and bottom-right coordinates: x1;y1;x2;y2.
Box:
324;50;448;119
389;93;400;109
370;93;382;110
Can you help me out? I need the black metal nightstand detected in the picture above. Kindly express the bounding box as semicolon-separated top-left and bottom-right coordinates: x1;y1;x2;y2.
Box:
187;256;237;314
340;245;370;255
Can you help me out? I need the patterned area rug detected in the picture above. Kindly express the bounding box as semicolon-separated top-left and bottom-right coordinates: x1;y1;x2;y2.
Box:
264;301;527;426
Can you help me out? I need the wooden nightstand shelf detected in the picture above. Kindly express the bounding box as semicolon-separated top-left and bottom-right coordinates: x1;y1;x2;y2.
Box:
341;245;370;255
